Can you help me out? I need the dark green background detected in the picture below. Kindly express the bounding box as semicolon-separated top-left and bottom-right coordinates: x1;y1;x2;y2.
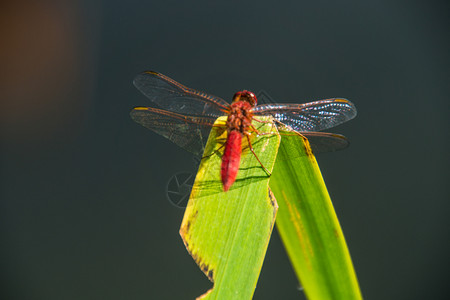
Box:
1;0;448;299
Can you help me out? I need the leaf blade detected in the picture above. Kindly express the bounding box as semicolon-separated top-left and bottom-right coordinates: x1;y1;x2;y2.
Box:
180;116;280;299
270;132;362;300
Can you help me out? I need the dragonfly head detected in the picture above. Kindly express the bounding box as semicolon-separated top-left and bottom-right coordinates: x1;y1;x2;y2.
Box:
232;90;257;107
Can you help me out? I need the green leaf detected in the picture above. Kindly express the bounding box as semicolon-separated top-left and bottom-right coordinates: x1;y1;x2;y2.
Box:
179;116;362;299
180;116;280;299
269;132;362;300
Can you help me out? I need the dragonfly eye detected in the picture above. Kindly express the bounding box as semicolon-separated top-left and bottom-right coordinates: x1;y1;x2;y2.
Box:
233;90;258;106
232;91;242;102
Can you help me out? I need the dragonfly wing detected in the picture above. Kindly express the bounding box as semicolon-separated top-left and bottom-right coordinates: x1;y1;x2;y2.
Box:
301;132;350;153
130;107;217;156
274;132;350;162
253;98;357;132
134;71;229;117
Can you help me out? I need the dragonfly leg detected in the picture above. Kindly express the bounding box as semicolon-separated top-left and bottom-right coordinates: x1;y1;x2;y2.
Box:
271;119;309;138
202;143;225;159
252;130;276;136
252;117;278;136
252;117;273;124
245;133;271;176
249;125;275;137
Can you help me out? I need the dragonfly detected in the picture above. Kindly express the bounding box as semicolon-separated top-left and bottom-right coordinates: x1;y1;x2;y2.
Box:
131;71;357;191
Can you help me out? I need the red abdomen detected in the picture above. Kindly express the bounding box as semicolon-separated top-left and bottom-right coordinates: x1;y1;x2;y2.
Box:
221;130;242;191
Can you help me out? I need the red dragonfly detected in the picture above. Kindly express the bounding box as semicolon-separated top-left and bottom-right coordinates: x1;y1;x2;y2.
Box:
131;71;357;191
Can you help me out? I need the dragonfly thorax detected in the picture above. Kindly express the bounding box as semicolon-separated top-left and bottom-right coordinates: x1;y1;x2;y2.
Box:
226;100;254;133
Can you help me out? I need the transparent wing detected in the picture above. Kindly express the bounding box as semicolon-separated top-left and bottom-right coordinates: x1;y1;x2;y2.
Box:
134;71;229;117
130;107;217;156
254;98;357;132
273;131;350;162
301;132;350;153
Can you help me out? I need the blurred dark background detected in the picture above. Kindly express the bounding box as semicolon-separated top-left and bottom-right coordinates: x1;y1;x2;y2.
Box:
1;0;448;299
